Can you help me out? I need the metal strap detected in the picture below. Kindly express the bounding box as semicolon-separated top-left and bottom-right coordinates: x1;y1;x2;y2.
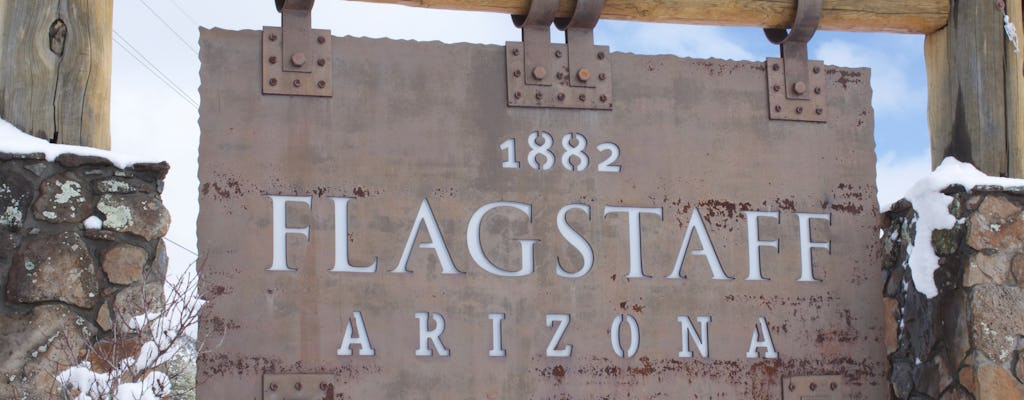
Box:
278;0;315;73
555;0;605;88
512;0;558;86
764;0;821;101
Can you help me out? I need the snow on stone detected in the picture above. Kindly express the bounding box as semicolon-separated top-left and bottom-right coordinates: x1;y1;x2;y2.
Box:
83;216;103;230
0;118;157;169
895;157;1024;298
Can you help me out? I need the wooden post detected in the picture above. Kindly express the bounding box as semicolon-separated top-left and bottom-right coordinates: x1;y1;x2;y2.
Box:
348;0;949;34
1008;0;1024;178
925;1;1022;177
0;0;112;149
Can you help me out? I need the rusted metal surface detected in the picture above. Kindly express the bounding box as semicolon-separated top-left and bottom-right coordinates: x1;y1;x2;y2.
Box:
198;28;884;398
263;373;334;400
783;375;843;399
765;0;826;122
262;0;332;97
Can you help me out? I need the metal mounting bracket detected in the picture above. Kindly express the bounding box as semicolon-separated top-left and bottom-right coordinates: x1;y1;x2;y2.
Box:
765;0;825;122
782;375;842;399
262;373;334;400
506;0;611;110
262;0;332;97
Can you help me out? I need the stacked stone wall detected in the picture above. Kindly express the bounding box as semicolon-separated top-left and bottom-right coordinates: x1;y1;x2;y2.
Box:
0;152;170;399
883;186;1024;399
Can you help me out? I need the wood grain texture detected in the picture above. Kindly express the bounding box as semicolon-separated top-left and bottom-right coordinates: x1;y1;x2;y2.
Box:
1008;0;1023;177
926;0;1009;176
350;0;949;34
0;0;111;149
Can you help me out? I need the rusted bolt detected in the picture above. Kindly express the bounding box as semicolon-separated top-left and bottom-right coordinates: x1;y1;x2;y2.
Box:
269;382;278;391
320;382;330;391
774;105;782;112
772;63;780;71
295;382;303;391
317;80;326;89
793;81;807;95
577;68;591;82
809;383;817;391
795;106;803;114
512;48;520;56
556;72;564;80
813;66;821;74
532;66;547;80
814;87;822;95
599;94;608;102
291;52;307;67
555;50;563;58
268;33;278;41
535;91;543;100
514;91;522;99
578;94;587;101
788;383;795;391
597;51;605;60
268;78;278;87
598;73;607;81
317;58;326;67
830;382;838;391
292;79;302;87
557;93;565;101
815;108;823;115
269;56;278;64
513;69;522;78
772;84;781;92
317;36;326;44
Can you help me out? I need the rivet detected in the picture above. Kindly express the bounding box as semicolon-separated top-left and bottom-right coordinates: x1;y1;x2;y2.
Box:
512;48;520;56
597;51;606;60
830;382;838;391
793;81;807;95
598;72;607;81
795;106;803;114
293;79;301;87
772;63;780;71
556;72;564;80
535;91;543;100
557;93;565;101
317;58;326;67
813;66;821;74
317;80;326;89
295;382;303;391
268;33;277;41
774;105;782;112
578;94;586;101
809;383;817;391
513;69;522;78
268;78;278;87
269;382;278;391
532;66;547;80
555;50;563;58
317;36;326;44
577;68;591;82
269;56;278;64
514;91;522;99
814;87;821;95
815;108;823;115
772;84;780;92
291;52;307;67
788;383;795;391
599;94;608;102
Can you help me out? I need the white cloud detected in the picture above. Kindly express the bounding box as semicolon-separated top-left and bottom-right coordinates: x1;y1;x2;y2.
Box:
599;22;757;61
812;38;927;117
876;150;933;209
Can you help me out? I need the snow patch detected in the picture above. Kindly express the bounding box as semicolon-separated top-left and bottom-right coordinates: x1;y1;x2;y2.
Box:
83;216;103;230
896;157;1024;298
0;118;157;168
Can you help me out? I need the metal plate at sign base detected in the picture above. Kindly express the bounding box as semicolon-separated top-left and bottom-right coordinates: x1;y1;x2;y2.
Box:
198;28;885;399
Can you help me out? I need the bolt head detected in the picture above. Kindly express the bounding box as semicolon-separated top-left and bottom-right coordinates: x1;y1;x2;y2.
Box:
317;80;327;89
809;383;817;391
813;66;821;74
577;68;591;82
793;81;807;95
556;72;564;80
514;91;522;99
795;106;803;114
532;66;547;80
268;78;278;86
535;91;543;100
599;94;608;102
557;93;565;101
317;58;326;67
578;94;587;101
268;33;277;41
292;79;301;87
815;108;823;115
513;69;522;78
830;382;838;390
814;87;821;95
598;73;607;81
788;383;795;391
511;48;520;56
269;382;278;391
317;36;326;44
555;50;563;58
291;52;307;67
269;56;278;64
772;84;781;92
295;382;303;390
597;51;606;60
772;63;780;71
320;382;330;391
774;105;782;112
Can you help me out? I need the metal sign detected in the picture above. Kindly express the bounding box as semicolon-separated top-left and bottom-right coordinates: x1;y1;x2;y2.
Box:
198;28;886;399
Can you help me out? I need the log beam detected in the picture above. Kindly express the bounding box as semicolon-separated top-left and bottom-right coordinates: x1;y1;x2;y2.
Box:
348;0;949;34
0;0;112;149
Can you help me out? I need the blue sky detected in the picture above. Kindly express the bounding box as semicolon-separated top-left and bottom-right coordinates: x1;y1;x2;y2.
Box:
110;1;933;278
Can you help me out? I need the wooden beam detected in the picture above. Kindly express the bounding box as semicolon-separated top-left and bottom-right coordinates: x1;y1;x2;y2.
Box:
926;0;1020;177
348;0;949;34
1008;0;1023;178
0;0;112;149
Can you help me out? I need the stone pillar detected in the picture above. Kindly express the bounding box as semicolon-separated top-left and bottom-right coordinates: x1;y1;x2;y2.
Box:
882;186;1024;399
0;152;170;399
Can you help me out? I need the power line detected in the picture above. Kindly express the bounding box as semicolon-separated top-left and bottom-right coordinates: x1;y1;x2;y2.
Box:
138;0;199;55
164;237;199;257
165;0;200;28
112;30;199;109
